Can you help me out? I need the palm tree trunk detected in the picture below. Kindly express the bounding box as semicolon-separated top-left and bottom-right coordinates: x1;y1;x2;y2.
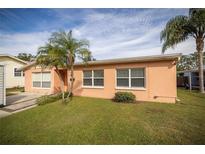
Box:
196;37;204;93
55;67;65;100
67;53;74;99
68;64;74;98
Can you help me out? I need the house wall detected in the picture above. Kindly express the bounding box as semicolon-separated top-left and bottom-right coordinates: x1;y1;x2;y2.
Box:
53;69;69;93
24;67;55;94
72;60;177;103
0;57;25;88
24;60;177;103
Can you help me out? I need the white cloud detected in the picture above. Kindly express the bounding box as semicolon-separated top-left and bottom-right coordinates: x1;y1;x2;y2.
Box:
72;9;192;59
0;9;195;59
0;31;50;55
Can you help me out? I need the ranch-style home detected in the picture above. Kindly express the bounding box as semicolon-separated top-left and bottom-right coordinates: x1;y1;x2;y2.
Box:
0;54;27;88
21;53;181;103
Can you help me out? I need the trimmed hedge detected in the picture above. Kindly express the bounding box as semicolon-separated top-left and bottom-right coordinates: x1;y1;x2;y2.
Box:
114;92;136;103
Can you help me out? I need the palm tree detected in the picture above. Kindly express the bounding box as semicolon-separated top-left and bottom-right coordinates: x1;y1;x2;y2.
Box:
161;8;205;93
49;30;92;98
37;43;67;100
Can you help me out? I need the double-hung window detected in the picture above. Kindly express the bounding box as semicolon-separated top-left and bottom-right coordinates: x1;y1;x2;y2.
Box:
32;72;51;88
116;68;145;88
83;70;104;87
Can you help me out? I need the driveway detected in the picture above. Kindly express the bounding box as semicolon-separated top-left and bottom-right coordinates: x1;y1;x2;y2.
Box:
6;92;44;105
1;92;44;113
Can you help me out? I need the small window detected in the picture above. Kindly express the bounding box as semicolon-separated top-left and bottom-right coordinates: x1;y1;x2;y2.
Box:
14;68;22;77
83;70;104;87
116;68;145;88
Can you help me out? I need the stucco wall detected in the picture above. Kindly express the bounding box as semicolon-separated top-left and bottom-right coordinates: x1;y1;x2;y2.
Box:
24;60;177;103
0;57;25;88
24;67;55;94
72;60;177;103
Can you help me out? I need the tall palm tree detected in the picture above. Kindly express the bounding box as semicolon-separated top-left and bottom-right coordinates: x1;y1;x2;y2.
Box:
49;30;92;98
161;8;205;93
37;43;67;100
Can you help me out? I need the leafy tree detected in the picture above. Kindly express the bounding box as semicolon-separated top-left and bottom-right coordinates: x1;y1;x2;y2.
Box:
161;8;205;93
177;52;205;71
37;43;67;101
17;53;35;62
48;30;92;99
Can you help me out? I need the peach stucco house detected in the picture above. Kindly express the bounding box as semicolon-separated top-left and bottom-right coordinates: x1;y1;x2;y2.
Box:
21;53;181;103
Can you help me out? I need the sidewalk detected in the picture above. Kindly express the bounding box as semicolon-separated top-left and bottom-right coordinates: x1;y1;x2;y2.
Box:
0;110;11;118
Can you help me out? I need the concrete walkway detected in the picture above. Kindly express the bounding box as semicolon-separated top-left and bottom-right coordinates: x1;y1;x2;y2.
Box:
0;110;11;118
0;92;43;118
3;99;38;112
6;92;44;105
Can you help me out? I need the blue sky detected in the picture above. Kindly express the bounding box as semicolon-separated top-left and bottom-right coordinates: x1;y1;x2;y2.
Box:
0;8;196;59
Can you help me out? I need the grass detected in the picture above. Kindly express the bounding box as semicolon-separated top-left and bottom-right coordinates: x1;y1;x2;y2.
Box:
0;89;205;144
6;87;24;96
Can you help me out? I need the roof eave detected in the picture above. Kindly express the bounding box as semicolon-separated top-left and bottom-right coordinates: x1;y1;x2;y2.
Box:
0;54;28;64
74;53;182;66
19;53;182;70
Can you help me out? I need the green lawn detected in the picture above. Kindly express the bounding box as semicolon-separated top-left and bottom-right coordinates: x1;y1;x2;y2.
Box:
0;89;205;144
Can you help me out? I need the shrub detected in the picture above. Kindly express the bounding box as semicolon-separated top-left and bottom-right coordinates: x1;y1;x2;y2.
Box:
114;92;136;103
37;95;60;105
37;92;73;105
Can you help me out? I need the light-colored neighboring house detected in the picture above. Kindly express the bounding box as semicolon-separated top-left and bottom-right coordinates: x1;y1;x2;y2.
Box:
177;65;205;89
21;53;181;103
0;64;6;105
0;54;28;88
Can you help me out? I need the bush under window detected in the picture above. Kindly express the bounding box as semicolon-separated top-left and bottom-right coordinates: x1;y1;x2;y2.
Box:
114;92;136;103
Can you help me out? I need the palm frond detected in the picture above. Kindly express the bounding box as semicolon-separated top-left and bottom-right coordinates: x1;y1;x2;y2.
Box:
77;48;92;63
189;9;205;38
160;15;189;53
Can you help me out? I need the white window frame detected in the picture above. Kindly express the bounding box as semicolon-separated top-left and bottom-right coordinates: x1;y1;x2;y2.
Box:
32;72;51;89
82;70;104;89
115;68;146;90
13;67;24;77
